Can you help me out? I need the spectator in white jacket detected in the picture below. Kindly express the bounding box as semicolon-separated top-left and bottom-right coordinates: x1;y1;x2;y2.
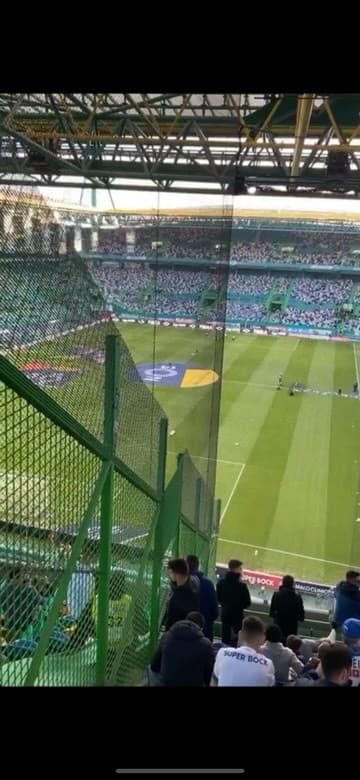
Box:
212;616;275;687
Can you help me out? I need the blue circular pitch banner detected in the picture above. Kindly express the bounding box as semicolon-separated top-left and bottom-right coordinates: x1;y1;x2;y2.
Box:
136;362;219;388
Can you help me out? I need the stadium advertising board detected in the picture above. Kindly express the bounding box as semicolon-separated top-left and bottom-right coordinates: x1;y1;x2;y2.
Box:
243;568;282;589
114;317;351;348
267;327;288;336
71;346;105;364
216;564;334;599
294;331;331;340
21;361;81;388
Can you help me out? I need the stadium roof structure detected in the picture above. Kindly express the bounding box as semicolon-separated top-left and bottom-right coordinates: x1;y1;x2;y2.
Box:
2;94;360;198
3;189;360;231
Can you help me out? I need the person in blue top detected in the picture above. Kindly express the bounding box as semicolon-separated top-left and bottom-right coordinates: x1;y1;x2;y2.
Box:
334;570;360;630
342;618;360;687
186;555;218;642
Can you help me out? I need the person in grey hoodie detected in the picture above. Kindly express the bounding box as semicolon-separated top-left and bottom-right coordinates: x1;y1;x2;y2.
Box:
260;624;304;684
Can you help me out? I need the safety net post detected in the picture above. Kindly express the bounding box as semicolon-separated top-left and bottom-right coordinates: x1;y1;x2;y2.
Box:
96;334;120;686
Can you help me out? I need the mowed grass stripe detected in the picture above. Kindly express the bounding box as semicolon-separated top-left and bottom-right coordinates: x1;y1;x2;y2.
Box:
222;334;298;383
219;340;316;565
119;324;221;480
266;341;335;581
326;342;360;575
218;336;299;465
159;338;280;483
115;325;359;583
222;333;275;380
217;337;300;531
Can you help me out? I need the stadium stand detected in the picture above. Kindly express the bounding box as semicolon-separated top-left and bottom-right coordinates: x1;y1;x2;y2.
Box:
86;261;360;336
95;228;360;267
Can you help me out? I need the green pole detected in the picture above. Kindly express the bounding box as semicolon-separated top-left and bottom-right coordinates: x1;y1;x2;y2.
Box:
206;498;221;578
149;416;168;652
24;462;110;686
175;453;185;557
157;416;168;499
96;334;120;686
194;477;203;557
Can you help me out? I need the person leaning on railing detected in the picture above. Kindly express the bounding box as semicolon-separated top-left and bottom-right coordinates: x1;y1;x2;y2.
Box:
0;566;41;644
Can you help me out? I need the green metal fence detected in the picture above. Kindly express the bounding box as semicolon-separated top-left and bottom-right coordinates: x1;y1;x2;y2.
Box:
0;334;219;686
0;185;223;686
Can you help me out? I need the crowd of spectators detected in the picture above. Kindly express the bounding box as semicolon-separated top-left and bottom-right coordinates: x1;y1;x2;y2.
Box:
228;272;272;295
274;276;290;294
149;559;360;687
94;227;360;268
97;229;127;256
1;554;359;687
0;565;76;659
150;297;200;317
353;286;360;303
226;302;266;321
343;317;360;334
87;264;218;296
85;260;360;331
156;269;212;293
290;277;353;304
277;307;337;329
0;260;104;349
230;241;357;267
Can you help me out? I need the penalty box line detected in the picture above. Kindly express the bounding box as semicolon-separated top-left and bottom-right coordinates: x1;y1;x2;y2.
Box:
220;463;246;526
167;451;245;467
217;538;350;568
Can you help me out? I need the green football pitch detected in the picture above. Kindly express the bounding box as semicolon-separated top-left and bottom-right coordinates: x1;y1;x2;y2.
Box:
2;322;360;586
118;324;360;586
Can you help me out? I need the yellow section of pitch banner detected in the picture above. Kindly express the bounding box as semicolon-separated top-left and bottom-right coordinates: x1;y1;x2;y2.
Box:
181;368;219;388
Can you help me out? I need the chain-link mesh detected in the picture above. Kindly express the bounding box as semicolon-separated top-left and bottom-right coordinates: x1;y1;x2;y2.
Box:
0;186;165;493
101;470;157;685
86;198;232;502
0;186;222;685
208;500;221;583
180;452;200;527
0;382;101;685
178;522;197;559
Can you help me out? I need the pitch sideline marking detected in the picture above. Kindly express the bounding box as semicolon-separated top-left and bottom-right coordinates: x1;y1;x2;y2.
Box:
218;537;349;568
167;451;244;466
353;342;360;397
220;464;246;526
223;379;279;389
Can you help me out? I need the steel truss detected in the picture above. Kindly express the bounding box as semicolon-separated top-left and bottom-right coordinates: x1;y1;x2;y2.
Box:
0;94;360;197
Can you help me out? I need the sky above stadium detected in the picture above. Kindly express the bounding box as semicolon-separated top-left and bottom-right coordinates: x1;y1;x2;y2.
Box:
39;186;360;214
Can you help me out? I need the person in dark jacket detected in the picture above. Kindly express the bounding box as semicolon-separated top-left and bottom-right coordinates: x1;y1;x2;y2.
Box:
334;570;360;630
0;567;41;642
269;575;305;642
164;558;199;631
216;559;251;645
186;555;218;641
150;612;214;686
